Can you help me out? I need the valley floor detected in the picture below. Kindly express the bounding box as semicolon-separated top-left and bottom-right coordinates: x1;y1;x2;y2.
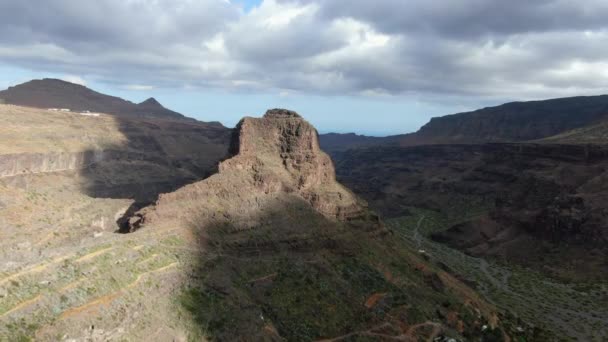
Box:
387;209;608;341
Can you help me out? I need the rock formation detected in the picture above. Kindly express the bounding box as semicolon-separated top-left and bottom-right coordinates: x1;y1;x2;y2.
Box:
126;109;511;341
134;109;376;231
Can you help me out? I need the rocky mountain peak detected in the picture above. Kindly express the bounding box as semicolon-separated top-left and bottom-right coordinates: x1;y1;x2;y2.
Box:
132;109;375;231
138;97;163;108
263;108;301;119
232;109;320;159
223;109;336;194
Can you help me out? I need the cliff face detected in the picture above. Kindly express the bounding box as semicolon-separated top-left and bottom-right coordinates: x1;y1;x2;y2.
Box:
138;109;373;230
0;104;231;201
0;151;106;178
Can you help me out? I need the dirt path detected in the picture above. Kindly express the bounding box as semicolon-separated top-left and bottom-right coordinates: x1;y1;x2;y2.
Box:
59;262;179;320
1;294;42;317
413;215;425;249
479;259;511;293
317;321;442;342
0;254;74;286
75;246;114;263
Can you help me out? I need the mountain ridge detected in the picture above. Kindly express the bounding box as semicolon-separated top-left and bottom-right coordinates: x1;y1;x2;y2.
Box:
320;94;608;154
401;94;608;145
0;78;194;121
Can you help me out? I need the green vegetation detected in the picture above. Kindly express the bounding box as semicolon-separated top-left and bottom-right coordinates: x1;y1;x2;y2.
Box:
177;211;506;341
0;231;185;341
180;287;230;337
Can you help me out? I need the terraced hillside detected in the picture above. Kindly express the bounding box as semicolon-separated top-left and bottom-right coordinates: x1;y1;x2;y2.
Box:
0;104;232;340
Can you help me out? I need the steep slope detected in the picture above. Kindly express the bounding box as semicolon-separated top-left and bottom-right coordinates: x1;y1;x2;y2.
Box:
0;104;230;197
540;119;608;144
123;109;529;341
0;104;234;341
0;79;187;119
0;107;546;341
400;95;608;145
0;102;231;273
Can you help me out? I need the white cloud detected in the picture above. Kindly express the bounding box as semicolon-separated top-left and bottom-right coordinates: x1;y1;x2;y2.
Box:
1;0;608;103
259;0;316;28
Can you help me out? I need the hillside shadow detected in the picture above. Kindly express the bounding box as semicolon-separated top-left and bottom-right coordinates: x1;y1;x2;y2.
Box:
177;194;511;341
180;195;398;341
77;114;232;232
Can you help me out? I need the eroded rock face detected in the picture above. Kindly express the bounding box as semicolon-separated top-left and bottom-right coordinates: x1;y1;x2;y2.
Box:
133;109;376;232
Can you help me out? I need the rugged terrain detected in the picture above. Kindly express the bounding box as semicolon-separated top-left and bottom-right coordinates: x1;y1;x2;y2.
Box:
128;109;521;341
3;79;607;341
320;95;608;340
331;142;608;340
0;106;527;341
0;103;232;340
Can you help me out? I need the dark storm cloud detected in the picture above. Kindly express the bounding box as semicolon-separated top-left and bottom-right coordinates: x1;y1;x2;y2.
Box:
0;0;237;49
0;0;607;100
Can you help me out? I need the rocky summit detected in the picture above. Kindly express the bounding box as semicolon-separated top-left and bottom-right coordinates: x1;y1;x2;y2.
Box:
133;108;376;231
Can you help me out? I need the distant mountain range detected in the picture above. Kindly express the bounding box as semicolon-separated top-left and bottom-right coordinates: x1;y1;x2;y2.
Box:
3;79;607;147
0;78;189;120
320;94;608;152
403;95;608;144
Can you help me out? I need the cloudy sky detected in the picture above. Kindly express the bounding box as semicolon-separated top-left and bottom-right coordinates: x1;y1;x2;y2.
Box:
1;0;608;135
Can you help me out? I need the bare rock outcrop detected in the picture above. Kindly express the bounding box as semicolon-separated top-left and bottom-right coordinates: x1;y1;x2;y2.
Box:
133;109;377;232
